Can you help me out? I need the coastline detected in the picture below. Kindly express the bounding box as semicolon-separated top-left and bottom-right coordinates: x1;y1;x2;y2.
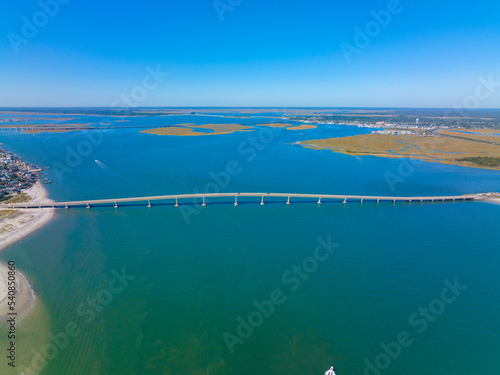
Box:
0;263;36;322
0;182;54;321
0;181;55;252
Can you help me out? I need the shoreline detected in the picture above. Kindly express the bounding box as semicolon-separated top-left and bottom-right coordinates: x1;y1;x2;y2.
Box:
0;181;55;252
0;264;37;323
0;182;55;321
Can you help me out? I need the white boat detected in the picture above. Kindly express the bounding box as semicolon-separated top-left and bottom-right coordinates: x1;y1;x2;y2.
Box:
325;366;336;375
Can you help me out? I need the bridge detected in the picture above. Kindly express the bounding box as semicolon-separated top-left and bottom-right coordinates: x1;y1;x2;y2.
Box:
1;192;488;209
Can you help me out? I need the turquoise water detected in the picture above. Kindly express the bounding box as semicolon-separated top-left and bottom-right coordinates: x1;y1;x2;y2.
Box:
1;116;500;374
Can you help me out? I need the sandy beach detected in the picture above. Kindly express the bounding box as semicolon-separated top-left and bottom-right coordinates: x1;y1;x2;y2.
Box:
0;263;36;321
0;182;54;320
0;182;55;252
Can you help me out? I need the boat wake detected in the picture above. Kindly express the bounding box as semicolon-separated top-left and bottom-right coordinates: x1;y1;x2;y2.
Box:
95;159;109;170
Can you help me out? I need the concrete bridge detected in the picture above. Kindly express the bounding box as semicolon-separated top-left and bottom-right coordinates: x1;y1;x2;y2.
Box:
1;192;488;209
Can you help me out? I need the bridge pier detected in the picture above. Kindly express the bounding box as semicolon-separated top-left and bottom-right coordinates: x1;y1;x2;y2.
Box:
86;204;91;209
65;205;69;209
147;200;152;208
343;198;347;204
287;196;290;205
376;199;379;205
234;196;238;207
261;196;265;206
393;199;396;204
317;197;322;205
202;197;206;207
175;198;179;207
114;202;118;208
360;198;363;205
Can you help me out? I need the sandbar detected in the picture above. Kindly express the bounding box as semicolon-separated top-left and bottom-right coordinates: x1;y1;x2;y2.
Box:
190;123;253;134
141;126;205;136
256;123;292;128
0;263;36;321
141;123;253;136
287;124;317;130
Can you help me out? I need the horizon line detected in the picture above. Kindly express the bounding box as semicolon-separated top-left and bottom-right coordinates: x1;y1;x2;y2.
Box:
1;106;500;110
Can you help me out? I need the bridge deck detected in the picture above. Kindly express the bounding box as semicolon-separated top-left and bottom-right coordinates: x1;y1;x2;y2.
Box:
1;192;481;209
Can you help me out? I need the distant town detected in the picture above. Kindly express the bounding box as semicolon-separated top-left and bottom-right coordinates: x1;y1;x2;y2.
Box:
288;109;500;134
0;118;28;123
0;147;48;201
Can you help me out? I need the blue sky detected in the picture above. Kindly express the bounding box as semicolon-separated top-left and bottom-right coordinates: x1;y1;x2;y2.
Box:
1;0;499;107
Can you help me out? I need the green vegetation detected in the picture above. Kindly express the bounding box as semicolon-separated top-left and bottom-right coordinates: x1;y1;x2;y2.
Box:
0;210;18;219
3;193;31;203
456;157;500;167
